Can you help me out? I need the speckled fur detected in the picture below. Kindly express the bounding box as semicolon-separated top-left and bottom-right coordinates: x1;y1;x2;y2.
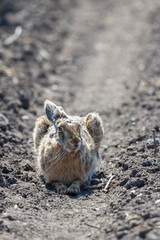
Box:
33;100;104;194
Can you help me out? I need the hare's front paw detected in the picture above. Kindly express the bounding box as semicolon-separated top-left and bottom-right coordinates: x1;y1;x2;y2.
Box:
56;183;68;194
67;183;80;195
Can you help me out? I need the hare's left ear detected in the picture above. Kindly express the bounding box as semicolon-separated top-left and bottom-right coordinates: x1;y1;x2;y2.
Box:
44;100;67;124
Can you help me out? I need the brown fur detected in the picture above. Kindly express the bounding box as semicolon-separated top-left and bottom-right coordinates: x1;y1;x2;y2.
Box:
33;100;104;195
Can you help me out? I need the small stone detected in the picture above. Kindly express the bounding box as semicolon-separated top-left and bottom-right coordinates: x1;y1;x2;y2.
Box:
120;178;129;186
0;123;7;131
14;204;18;209
21;115;29;120
21;173;32;182
154;125;160;132
146;231;160;240
7;100;20;112
2;166;11;174
137;193;142;198
155;199;160;204
139;228;152;238
23;163;35;172
135;179;145;188
0;218;3;224
126;178;145;189
22;193;27;198
135;199;145;204
130;191;136;199
7;215;15;221
127;146;135;151
122;163;128;170
19;93;29;109
142;159;152;167
130;169;138;177
0;174;4;187
3;213;15;221
138;145;145;152
116;230;127;239
18;124;24;132
129;152;137;156
87;234;92;238
146;138;159;148
0;92;4;100
7;177;17;184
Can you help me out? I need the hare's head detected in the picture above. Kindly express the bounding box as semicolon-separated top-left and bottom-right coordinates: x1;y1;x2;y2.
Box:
57;120;81;153
44;100;81;153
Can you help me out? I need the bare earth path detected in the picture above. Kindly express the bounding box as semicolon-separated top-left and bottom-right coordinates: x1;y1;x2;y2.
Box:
1;0;160;239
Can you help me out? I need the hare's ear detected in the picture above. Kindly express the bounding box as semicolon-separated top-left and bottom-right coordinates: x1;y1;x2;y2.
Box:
44;100;67;124
85;112;103;130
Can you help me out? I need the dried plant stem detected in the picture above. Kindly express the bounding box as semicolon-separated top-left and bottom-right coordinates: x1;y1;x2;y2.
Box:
152;128;159;157
83;182;105;190
84;223;101;230
104;175;115;192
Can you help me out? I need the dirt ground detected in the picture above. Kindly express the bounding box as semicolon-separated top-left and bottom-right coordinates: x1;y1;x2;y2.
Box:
1;0;160;239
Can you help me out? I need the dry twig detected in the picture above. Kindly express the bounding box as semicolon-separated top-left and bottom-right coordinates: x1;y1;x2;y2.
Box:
84;223;101;230
83;182;105;190
104;174;115;192
152;128;159;157
4;26;22;46
0;113;9;124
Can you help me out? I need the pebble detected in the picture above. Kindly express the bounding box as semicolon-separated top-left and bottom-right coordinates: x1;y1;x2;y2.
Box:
130;190;136;199
18;124;24;132
142;159;152;167
122;163;128;170
137;193;142;198
0;123;7;131
19;93;29;109
120;178;129;186
146;231;159;240
138;145;145;152
146;138;159;148
154;125;160;132
7;100;20;112
116;230;128;239
155;199;160;204
0;218;3;224
0;92;4;99
116;161;128;170
130;169;138;177
2;166;11;174
127;146;135;151
21;115;29;120
7;177;17;184
139;228;152;238
135;199;145;205
126;178;145;189
0;174;4;187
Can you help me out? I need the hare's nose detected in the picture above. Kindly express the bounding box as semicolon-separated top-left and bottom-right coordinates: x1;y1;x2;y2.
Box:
71;137;80;144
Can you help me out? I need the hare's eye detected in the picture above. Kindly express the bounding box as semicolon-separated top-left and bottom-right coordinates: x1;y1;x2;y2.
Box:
58;127;63;132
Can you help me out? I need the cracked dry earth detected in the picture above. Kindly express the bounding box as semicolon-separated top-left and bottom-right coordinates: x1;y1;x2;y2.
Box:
1;0;160;239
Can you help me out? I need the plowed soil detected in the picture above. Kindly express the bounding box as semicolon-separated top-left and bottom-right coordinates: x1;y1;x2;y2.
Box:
1;0;160;239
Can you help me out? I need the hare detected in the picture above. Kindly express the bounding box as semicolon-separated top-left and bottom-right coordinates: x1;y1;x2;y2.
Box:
33;100;104;195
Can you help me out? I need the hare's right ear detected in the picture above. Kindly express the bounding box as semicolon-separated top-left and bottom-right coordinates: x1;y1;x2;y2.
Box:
44;100;67;124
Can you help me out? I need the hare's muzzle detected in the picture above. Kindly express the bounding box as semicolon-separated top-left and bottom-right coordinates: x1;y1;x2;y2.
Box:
70;137;80;145
68;137;81;153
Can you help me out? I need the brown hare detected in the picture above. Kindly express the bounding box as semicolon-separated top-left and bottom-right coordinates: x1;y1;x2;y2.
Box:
33;100;104;195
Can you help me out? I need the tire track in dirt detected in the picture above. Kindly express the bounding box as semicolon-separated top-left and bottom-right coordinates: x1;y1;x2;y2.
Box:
60;0;152;114
32;1;160;239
